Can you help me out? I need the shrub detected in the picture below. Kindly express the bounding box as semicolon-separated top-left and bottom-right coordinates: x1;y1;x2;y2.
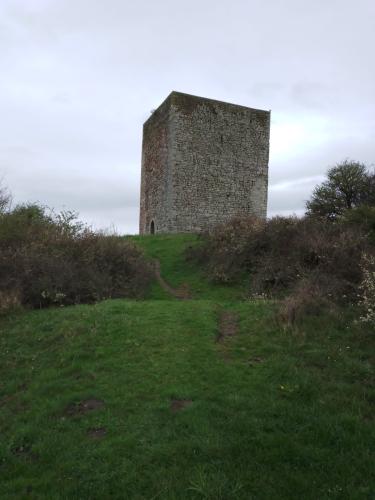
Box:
358;253;375;326
0;203;152;309
277;274;337;330
187;216;264;282
189;215;371;307
344;205;375;244
0;289;21;315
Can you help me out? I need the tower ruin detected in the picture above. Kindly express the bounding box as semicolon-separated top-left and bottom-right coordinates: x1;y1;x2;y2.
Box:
139;91;270;234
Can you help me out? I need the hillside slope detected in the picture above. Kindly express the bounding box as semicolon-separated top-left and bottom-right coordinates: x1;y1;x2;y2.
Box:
131;233;246;301
0;235;374;499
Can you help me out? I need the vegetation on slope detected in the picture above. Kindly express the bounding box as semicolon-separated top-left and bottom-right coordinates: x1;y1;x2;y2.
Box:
187;160;375;328
0;202;152;311
131;233;246;302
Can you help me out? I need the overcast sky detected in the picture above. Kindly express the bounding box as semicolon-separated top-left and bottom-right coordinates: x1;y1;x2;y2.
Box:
1;0;374;233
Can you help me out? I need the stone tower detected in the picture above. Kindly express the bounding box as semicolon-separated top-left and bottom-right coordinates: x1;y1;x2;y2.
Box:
139;91;270;234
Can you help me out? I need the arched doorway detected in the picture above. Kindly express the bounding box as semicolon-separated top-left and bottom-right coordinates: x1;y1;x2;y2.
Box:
150;220;155;234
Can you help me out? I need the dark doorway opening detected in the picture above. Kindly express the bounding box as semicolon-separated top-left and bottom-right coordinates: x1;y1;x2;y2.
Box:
150;220;155;234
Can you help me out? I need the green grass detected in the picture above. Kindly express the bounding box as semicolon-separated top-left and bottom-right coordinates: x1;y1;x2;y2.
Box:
130;233;246;301
0;235;374;499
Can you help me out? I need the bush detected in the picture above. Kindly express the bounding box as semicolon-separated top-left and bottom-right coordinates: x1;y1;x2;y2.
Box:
187;216;264;282
0;203;152;309
343;206;375;244
277;276;334;330
189;215;371;307
358;253;375;326
0;289;21;315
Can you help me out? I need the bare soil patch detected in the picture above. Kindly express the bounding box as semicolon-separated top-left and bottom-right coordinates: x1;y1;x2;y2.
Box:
174;282;192;300
247;356;264;366
65;398;104;417
12;444;31;456
87;427;107;439
216;311;238;343
12;444;39;461
170;399;193;412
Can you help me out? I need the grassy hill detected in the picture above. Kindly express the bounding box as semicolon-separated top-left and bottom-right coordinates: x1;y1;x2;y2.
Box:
0;234;374;499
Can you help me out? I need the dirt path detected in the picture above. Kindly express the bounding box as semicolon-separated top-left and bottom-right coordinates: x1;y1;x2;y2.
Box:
216;310;238;342
153;260;191;300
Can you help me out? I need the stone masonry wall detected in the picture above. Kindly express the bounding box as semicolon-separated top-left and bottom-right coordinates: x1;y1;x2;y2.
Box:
139;92;270;234
139;95;171;234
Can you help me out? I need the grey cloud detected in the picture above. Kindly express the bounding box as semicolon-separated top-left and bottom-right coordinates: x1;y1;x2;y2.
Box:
0;0;374;233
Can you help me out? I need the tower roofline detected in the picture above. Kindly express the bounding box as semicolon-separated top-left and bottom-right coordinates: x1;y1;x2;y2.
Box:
169;90;270;115
144;91;270;127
